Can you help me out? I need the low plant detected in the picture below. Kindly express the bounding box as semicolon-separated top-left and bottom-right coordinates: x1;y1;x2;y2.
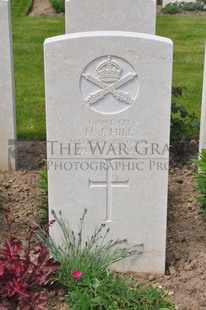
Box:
0;216;59;310
161;2;183;14
36;165;48;224
170;86;199;143
37;209;174;309
193;149;206;217
49;0;65;13
157;0;163;5
67;273;174;310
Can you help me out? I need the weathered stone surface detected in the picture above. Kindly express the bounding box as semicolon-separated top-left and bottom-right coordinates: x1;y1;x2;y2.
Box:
45;31;173;273
0;0;16;170
199;44;206;152
65;0;156;34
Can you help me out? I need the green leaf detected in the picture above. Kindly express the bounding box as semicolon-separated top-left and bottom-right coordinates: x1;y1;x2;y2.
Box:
179;105;188;118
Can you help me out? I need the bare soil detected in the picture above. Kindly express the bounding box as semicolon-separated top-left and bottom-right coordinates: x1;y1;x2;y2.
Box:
28;0;58;16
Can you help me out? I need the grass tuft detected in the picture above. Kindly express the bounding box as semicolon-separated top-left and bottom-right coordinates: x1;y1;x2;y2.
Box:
49;0;65;13
11;0;33;17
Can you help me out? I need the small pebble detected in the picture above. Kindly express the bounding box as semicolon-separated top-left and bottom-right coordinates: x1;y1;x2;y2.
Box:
168;291;175;296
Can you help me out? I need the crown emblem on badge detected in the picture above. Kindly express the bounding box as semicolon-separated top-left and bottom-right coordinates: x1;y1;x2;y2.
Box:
82;55;137;106
96;56;122;83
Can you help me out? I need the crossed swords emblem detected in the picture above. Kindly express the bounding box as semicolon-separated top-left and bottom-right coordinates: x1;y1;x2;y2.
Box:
82;64;137;106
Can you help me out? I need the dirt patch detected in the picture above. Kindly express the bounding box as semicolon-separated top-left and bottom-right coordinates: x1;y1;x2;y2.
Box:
0;141;206;309
134;165;206;310
0;141;46;243
28;0;62;17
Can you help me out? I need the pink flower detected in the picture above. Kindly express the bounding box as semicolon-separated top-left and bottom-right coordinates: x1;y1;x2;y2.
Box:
72;269;82;279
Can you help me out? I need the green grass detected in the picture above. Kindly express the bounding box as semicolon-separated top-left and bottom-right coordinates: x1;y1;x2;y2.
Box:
11;5;206;138
157;15;206;117
12;16;64;138
11;0;32;17
11;0;64;138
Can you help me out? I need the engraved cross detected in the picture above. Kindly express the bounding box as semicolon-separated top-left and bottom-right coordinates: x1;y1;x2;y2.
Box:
89;165;129;222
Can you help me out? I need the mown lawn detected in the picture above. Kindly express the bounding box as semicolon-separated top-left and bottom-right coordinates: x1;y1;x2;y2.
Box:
12;16;64;138
11;6;206;138
157;15;206;118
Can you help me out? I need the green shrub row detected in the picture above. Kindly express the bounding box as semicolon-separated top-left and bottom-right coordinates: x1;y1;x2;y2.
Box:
162;1;206;14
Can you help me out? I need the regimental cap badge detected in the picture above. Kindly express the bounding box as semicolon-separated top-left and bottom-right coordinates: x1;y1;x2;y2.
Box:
96;56;122;83
81;55;139;113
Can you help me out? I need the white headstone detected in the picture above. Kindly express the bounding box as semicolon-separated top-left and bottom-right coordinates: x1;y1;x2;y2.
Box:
0;0;16;170
45;31;173;273
199;44;206;152
65;0;156;34
163;0;196;7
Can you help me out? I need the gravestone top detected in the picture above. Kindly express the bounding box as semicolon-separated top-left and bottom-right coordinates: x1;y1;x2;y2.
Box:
65;0;156;34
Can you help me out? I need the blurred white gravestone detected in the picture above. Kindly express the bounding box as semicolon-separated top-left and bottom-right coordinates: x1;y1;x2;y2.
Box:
0;0;16;170
65;0;156;34
163;0;196;7
45;30;173;273
199;44;206;152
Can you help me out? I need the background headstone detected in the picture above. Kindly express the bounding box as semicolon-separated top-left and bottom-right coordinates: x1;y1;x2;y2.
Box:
45;31;173;273
0;0;17;170
163;0;196;7
65;0;156;34
199;44;206;152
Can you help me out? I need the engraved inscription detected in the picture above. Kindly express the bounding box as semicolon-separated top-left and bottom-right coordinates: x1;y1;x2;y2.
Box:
89;160;129;222
80;56;139;115
84;118;134;138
